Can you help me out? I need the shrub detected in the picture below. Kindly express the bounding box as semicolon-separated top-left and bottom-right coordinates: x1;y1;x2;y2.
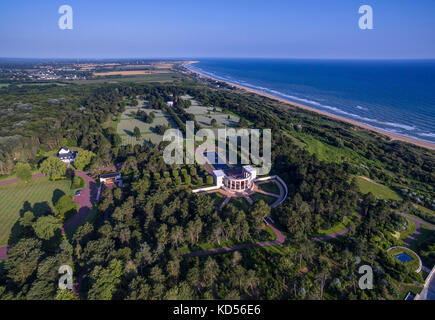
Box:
206;176;214;185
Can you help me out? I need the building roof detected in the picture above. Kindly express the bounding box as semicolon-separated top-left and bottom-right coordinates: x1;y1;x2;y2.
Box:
243;165;256;173
212;170;225;177
58;151;76;159
100;172;121;179
59;146;70;154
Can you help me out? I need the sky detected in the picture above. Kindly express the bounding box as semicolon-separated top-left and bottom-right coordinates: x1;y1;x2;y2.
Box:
0;0;435;59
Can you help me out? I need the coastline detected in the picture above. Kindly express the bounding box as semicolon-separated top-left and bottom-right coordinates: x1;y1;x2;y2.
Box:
183;61;435;151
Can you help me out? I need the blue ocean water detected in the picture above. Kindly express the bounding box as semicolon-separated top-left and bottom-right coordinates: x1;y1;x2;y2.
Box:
187;59;435;144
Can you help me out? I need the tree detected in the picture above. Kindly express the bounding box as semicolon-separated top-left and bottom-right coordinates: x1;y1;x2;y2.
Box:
133;126;141;141
14;162;32;183
238;118;249;128
211;118;218;127
55;289;78;300
55;195;78;222
250;200;270;233
88;259;123;300
73;150;95;171
33;216;62;240
40;157;66;180
170;226;184;249
19;211;35;228
4;239;42;284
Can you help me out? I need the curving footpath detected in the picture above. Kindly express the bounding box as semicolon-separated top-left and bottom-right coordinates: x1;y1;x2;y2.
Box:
393;210;435;247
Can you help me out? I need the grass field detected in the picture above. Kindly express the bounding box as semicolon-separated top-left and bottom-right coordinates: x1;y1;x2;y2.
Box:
312;212;358;237
251;193;276;205
117;105;175;145
387;247;421;272
181;95;240;128
259;182;280;194
68;72;181;84
0;177;72;245
355;176;402;200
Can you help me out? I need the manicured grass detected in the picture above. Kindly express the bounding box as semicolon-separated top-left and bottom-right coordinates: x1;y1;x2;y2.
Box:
259;181;280;194
117;105;175;145
0;177;72;245
355;176;402;200
399;218;417;242
311;212;357;237
387;247;420;272
417;205;435;217
251;193;276;205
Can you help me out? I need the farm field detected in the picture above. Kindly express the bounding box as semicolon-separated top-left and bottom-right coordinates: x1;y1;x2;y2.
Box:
68;72;181;84
0;177;72;245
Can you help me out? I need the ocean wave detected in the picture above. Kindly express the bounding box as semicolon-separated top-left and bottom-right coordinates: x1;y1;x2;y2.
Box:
356;105;369;111
417;132;435;138
189;64;420;135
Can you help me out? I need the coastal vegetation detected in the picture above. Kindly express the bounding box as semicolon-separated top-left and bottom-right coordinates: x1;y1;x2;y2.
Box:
0;68;433;300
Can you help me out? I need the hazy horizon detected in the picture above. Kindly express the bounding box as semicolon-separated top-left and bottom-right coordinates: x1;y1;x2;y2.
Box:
1;0;435;60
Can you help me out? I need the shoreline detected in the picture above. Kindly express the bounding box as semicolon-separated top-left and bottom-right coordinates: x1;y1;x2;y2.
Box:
183;61;435;151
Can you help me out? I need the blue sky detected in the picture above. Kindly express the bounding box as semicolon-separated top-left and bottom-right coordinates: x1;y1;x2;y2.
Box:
0;0;434;59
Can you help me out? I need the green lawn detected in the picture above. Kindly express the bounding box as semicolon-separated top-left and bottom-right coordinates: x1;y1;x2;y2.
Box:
259;181;280;194
0;177;72;245
251;193;276;205
312;212;357;237
355;176;402;200
387;247;421;272
399;218;417;242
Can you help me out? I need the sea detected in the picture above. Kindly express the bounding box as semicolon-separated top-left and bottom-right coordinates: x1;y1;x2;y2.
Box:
186;59;435;144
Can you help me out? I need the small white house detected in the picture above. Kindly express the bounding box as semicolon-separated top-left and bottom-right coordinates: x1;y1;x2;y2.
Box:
166;101;174;107
57;147;77;164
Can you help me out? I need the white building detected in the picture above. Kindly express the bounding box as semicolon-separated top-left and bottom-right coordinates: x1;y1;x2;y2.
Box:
57;147;77;164
100;172;122;187
213;166;257;191
167;101;174;107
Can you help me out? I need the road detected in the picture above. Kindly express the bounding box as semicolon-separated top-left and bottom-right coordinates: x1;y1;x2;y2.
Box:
63;171;98;232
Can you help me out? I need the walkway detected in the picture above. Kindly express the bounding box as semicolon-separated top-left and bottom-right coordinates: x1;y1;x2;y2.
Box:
0;173;44;186
63;171;98;232
394;211;435;247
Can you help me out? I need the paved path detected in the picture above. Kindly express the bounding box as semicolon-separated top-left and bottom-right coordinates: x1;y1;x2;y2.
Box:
394;211;435;247
63;171;97;232
0;173;44;186
183;221;286;258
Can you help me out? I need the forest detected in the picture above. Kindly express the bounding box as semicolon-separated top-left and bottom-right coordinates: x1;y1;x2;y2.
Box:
0;77;433;300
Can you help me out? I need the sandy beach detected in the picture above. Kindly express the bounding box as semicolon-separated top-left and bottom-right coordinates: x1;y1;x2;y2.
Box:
184;62;435;151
